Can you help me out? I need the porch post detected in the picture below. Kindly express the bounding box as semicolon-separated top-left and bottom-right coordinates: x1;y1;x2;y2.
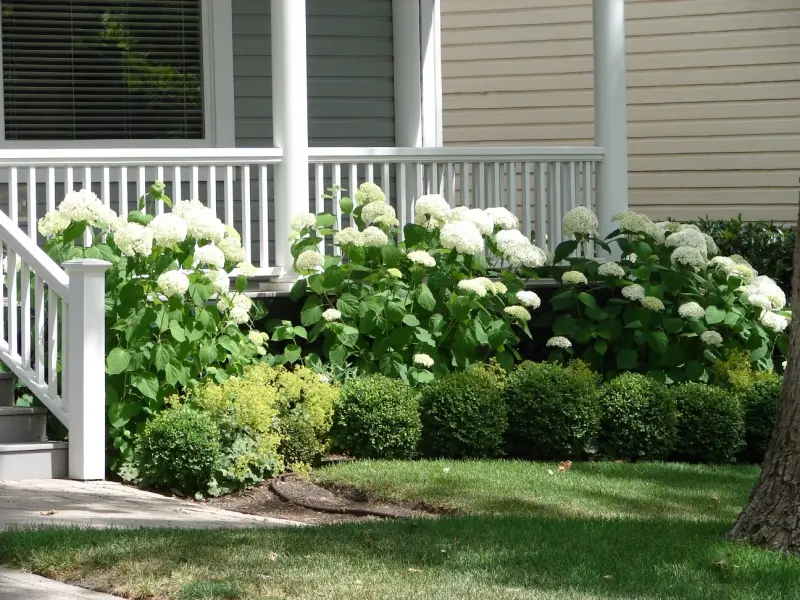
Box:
393;0;422;147
271;0;309;272
593;0;629;237
419;0;443;147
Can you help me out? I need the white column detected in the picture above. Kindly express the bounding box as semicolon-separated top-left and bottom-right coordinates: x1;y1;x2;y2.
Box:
593;0;629;238
419;0;443;147
393;0;423;147
63;258;111;481
271;0;309;272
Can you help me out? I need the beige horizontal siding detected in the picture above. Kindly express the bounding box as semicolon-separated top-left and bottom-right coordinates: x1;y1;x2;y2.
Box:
442;0;800;222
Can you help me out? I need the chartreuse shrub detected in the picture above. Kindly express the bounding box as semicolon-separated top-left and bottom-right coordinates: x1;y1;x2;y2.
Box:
38;183;268;474
134;404;222;495
418;366;507;458
667;382;745;464
331;374;421;459
534;206;788;384
287;183;551;384
599;373;677;460
737;374;782;464
504;361;602;460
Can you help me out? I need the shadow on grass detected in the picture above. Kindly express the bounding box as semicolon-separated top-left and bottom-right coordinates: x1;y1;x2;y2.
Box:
1;513;798;600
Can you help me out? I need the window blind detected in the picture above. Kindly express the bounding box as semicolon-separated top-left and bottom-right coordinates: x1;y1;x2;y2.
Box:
1;0;204;141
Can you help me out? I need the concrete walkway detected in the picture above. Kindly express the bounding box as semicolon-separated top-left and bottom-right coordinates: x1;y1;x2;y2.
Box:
0;568;124;599
0;479;305;529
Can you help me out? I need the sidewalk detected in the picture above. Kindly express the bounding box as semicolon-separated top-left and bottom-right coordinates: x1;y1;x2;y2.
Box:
0;568;124;599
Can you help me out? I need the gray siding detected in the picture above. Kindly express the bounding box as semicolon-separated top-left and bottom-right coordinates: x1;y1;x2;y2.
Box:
232;0;396;148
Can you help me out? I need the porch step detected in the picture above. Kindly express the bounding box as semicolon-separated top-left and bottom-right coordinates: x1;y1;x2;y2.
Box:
0;406;47;443
0;442;68;480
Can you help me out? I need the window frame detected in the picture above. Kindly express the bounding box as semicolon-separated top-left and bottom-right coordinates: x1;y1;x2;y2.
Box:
0;0;235;149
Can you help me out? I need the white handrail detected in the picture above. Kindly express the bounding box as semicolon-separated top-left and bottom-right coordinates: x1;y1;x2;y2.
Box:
309;146;605;163
0;148;284;167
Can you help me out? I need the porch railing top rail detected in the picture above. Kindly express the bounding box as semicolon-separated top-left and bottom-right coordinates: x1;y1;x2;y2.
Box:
309;146;605;163
0;148;285;167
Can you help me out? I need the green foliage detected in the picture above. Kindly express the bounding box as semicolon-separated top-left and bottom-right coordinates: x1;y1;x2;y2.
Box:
134;404;222;495
599;373;677;460
738;374;782;464
668;383;745;464
695;215;793;295
504;361;602;460
331;375;422;459
710;349;776;390
418;367;508;458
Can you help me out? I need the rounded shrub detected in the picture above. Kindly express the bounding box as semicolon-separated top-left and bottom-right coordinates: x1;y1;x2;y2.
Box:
738;374;782;464
135;405;222;494
599;373;677;460
331;375;421;459
668;382;745;463
504;361;601;460
418;367;507;458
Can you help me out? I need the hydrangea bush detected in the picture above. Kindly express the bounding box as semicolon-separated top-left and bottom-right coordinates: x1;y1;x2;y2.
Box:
539;207;789;383
287;183;548;384
39;184;267;470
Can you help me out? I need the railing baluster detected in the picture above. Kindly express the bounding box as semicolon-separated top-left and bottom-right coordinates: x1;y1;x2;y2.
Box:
259;164;269;267
534;162;547;250
83;166;91;193
397;162;407;234
460;162;469;208
568;161;577;210
10;167;18;226
155;166;165;215
508;162;517;220
119;167;128;217
174;165;182;204
27;167;37;241
493;162;501;208
314;163;325;253
46;167;56;214
366;163;374;183
431;163;438;195
381;162;391;206
0;244;5;347
66;166;74;193
333;164;343;250
522;162;532;241
48;287;58;398
208;165;217;212
20;263;30;366
446;162;455;206
583;161;593;209
61;300;68;412
349;163;358;202
102;167;111;208
477;162;486;209
7;250;17;356
224;165;234;227
242;165;252;263
137;166;146;211
191;165;200;201
34;275;45;384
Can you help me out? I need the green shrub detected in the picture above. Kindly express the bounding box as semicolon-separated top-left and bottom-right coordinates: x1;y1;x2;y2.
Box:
331;375;421;459
504;361;601;460
418;367;507;458
668;382;745;463
598;373;677;460
135;405;222;495
738;374;782;464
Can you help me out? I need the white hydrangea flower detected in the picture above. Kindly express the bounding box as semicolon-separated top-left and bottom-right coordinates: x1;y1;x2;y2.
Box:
157;270;190;298
38;212;71;237
446;206;470;222
114;222;154;257
651;221;680;244
172;199;226;243
440;221;485;255
546;336;572;349
703;234;719;256
373;213;400;228
407;250;436;268
640;296;665;312
504;305;531;322
291;213;317;232
361;201;397;227
414;194;451;230
194;244;226;269
387;268;403;279
334;226;365;247
207;270;230;295
58;189;117;230
148;213;188;247
562;271;588;285
456;209;494;236
597;262;625;278
665;228;708;254
218;293;253;324
745;276;787;311
730;254;751;265
614;211;654;236
485;207;519;231
516;290;541;309
734;264;757;284
236;262;258;277
413;353;434;368
507;243;547;269
322;308;342;322
670;246;707;270
218;236;246;264
489;281;508;295
354;182;386;206
457;278;489;297
623;253;638;264
362;226;389;248
622;284;645;302
678;302;704;320
248;330;269;346
747;294;773;312
700;330;723;347
296;250;325;271
710;256;738;277
760;311;789;333
494;229;528;253
562;206;598;239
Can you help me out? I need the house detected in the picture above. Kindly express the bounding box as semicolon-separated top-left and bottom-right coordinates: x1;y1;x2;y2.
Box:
441;0;800;223
0;0;630;481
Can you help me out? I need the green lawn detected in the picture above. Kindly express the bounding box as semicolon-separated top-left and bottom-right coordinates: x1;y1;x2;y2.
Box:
2;461;800;600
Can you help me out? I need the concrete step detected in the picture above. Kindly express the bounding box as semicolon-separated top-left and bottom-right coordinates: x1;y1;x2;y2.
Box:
0;407;47;443
0;442;68;480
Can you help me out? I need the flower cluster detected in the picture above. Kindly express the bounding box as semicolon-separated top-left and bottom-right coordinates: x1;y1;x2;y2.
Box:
413;353;434;368
149;213;188;247
678;302;704;320
562;206;598;239
334;226;365;247
640;296;665;312
504;305;531;322
407;250;436;268
700;330;723;347
516;290;541;309
157;270;190;298
670;246;707;271
362;201;399;228
485;207;519;231
597;262;625;278
173;199;226;243
362;226;389;248
194;244;226;269
457;277;505;297
621;284;645;302
291;213;317;233
322;308;342;322
760;311;789;333
440;221;485;255
354;182;386;206
115;223;154;258
414;194;451;230
248;330;269;355
562;271;588;285
48;189;118;232
546;336;572;349
494;229;546;268
614;211;654;235
218;293;253;324
296;250;325;272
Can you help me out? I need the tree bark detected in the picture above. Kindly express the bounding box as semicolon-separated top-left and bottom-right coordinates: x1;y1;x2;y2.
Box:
727;202;800;552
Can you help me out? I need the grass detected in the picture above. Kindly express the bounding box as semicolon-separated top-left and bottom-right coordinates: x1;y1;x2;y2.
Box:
2;461;800;600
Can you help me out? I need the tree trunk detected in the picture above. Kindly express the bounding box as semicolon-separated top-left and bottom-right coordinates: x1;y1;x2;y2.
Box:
727;202;800;552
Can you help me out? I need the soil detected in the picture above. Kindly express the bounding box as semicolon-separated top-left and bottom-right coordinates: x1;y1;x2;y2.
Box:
205;475;433;525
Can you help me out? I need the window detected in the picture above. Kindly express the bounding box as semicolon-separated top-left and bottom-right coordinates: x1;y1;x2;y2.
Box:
0;0;204;141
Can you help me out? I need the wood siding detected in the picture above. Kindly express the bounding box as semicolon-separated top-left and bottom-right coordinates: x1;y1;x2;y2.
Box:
442;0;800;222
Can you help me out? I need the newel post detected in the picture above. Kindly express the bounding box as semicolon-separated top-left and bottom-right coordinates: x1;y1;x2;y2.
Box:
63;258;111;481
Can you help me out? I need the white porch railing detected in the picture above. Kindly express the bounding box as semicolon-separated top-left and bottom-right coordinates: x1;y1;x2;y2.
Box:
0;208;109;480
